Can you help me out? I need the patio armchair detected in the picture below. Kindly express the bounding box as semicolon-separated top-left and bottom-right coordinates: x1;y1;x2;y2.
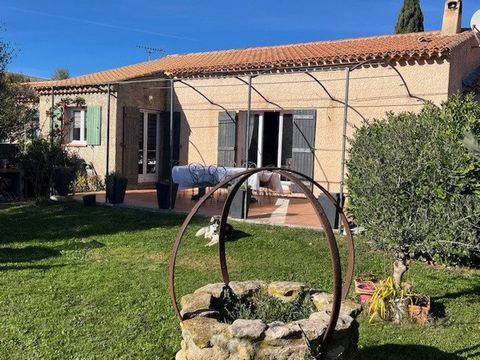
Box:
210;165;229;202
188;163;206;200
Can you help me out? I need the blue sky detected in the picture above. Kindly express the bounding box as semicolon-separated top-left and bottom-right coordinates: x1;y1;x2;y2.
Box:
1;0;478;79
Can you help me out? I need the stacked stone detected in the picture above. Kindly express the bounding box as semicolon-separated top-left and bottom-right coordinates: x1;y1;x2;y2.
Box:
176;281;361;360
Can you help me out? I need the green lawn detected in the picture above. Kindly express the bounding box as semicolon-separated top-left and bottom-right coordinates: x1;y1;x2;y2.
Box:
0;203;478;359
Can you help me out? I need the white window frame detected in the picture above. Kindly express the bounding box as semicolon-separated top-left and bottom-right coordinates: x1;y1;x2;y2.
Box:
70;108;87;144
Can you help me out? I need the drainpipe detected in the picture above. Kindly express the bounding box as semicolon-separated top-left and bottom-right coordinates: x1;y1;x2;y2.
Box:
105;83;111;203
244;75;253;219
339;67;350;215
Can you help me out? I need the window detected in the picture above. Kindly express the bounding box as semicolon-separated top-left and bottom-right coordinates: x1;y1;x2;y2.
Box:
70;109;87;143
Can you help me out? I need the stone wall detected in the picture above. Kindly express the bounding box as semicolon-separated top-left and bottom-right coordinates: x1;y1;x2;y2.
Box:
176;281;361;360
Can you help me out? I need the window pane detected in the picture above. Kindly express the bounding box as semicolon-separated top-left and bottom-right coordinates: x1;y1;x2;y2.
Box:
147;114;157;151
72;111;81;141
84;110;87;141
138;114;144;175
281;114;293;168
146;151;156;174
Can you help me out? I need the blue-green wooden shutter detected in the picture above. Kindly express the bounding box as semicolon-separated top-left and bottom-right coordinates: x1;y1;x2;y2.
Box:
291;110;316;191
217;111;237;167
86;105;101;145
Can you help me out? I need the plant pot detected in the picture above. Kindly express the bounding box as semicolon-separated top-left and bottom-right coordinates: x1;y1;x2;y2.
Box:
354;280;377;304
107;177;128;204
53;167;74;196
229;188;251;219
156;181;178;209
82;194;96;206
408;296;431;325
317;192;342;230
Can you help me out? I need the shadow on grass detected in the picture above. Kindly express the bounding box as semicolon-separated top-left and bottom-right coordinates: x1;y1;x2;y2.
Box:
55;240;105;252
230;230;253;242
360;344;466;360
432;284;480;302
0;246;61;263
0;263;66;271
0;202;189;245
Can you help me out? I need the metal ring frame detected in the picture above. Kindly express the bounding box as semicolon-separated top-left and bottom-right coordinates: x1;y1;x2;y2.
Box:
169;167;355;350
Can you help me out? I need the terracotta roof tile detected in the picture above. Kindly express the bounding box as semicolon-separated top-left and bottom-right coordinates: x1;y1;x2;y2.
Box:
30;30;475;88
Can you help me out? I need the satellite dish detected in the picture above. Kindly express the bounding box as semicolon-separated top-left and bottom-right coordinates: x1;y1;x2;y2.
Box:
471;9;480;31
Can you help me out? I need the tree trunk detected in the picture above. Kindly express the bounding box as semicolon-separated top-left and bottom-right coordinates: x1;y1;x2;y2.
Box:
393;252;409;286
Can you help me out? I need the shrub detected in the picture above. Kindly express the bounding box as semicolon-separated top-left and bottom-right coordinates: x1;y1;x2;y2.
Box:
17;138;85;199
347;94;480;281
72;166;104;193
220;290;314;324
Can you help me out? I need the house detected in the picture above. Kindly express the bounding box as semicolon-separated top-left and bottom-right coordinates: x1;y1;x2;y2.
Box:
29;0;480;193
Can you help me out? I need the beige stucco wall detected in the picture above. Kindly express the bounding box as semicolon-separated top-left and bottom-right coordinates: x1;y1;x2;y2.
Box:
171;58;452;192
449;36;480;94
38;91;117;178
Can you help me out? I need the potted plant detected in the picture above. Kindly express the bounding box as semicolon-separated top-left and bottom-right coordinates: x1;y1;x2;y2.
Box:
156;180;179;209
82;194;96;206
229;184;252;219
354;274;378;304
53;166;75;196
408;295;431;325
368;276;410;323
106;172;128;204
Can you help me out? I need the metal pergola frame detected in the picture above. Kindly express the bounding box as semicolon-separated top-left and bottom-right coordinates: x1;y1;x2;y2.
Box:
46;58;424;211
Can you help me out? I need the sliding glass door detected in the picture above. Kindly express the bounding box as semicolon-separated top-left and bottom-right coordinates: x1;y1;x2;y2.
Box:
138;112;159;183
247;111;294;168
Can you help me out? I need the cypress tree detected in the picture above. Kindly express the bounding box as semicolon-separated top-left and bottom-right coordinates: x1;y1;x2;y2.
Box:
395;0;425;34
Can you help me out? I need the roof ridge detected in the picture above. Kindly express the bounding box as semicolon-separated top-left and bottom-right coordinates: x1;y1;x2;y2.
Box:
164;31;444;58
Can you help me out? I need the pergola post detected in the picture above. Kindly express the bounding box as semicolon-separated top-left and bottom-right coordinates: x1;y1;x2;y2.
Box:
243;75;253;218
339;67;350;214
50;86;55;147
105;83;111;203
169;79;175;210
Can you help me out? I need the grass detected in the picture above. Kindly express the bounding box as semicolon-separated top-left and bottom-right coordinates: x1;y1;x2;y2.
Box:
0;202;478;359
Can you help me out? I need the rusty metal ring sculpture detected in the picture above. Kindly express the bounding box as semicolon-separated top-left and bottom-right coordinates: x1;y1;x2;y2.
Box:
169;167;355;351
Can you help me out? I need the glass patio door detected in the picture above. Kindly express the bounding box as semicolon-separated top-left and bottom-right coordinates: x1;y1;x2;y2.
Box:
138;112;159;183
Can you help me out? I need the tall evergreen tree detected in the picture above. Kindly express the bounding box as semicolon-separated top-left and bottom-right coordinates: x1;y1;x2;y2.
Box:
395;0;424;34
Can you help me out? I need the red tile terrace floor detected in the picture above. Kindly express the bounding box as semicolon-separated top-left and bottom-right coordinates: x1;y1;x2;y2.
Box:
74;189;322;229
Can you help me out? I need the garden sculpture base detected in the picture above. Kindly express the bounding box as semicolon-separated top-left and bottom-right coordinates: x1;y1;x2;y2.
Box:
176;281;361;360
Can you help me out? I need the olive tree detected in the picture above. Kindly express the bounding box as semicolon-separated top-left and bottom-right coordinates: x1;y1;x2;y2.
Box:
0;33;38;142
347;94;480;285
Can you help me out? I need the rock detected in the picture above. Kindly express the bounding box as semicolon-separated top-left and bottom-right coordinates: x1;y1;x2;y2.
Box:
175;350;186;360
268;281;308;301
194;283;226;298
311;292;362;317
182;309;221;320
229;281;267;298
180;293;213;318
309;311;354;333
264;321;303;342
258;343;310;360
292;314;328;343
228;319;267;340
181;317;228;349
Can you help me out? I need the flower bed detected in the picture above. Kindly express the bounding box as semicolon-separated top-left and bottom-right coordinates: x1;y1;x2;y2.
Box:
176;281;361;360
